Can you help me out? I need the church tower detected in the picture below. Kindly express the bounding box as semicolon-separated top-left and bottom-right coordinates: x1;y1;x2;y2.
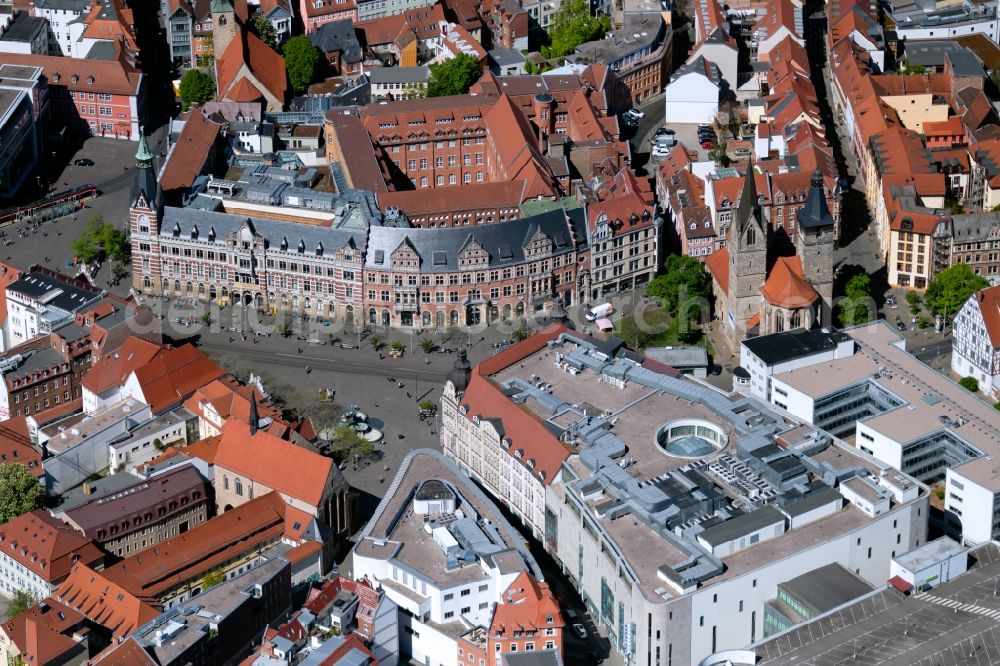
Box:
130;130;162;295
211;0;237;75
796;170;835;320
726;165;768;338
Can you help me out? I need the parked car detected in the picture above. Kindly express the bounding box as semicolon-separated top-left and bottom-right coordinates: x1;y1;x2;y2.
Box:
74;158;95;166
734;148;751;156
701;140;717;149
654;127;674;137
573;623;588;639
629;108;646;119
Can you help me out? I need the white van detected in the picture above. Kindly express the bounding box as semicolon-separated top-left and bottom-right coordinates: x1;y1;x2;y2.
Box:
585;303;615;321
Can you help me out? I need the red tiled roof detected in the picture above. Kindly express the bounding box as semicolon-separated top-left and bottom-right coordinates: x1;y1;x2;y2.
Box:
0;510;104;584
705;248;730;294
159;106;223;192
214;419;335;507
464;325;571;486
975;285;1000;348
227;76;265;102
303;0;356;18
0;263;22;327
0;50;142;96
2;599;86;666
53;564;159;637
89;636;158;665
130;344;227;414
81;336;164;395
760;256;819;309
483;94;559;199
0;417;42;478
491;571;562;636
378;180;527;215
889;575;912;593
138;435;221;473
102;492;290;602
587;191;653;234
216;31;288;105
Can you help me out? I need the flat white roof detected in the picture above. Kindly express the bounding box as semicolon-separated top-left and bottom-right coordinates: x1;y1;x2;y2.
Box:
893;536;965;572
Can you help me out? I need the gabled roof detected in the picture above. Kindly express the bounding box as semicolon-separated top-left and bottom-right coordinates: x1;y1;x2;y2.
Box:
307;18;362;62
464;326;572;485
483;94;559;199
0;50;142;96
491;571;562;635
760;256;819;308
0;510;104;584
213;419;340;506
101;492;290;602
2;599;86;666
160;106;223;193
0;416;42;478
705;247;729;293
129;344;226;414
972;285;1000;348
81;336;164;394
216;30;288;104
53;564;159;637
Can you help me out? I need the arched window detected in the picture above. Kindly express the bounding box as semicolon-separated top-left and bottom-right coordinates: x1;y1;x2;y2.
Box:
235;479;243;496
746;227;756;246
791;309;802;328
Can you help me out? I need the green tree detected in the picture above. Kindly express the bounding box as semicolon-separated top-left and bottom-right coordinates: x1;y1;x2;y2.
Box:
0;464;43;525
512;327;529;341
276;314;292;338
548;0;609;58
72;215;129;265
925;264;989;318
836;273;874;326
369;334;384;351
427;53;482;97
200;568;226;591
250;15;279;49
5;589;38;620
959;376;980;393
708;141;729;167
283;36;320;95
419;337;436;354
112;263;128;282
328;424;373;462
645;255;712;315
178;68;215;111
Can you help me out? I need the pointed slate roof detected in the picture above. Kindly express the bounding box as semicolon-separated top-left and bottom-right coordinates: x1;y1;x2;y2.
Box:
797;170;835;229
737;162;762;234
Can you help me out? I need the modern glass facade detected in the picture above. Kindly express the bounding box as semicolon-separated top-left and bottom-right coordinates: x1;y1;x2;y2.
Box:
813;380;905;438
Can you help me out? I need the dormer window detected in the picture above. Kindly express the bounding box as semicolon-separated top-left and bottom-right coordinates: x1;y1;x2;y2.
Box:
87;75;94;85
172;223;181;237
208;226;216;242
297;239;305;253
316;242;324;256
191;225;199;240
52;73;60;83
71;74;78;83
280;236;288;251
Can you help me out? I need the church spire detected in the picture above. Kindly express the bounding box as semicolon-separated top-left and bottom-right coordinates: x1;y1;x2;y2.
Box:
736;160;761;233
249;396;260;437
135;128;153;169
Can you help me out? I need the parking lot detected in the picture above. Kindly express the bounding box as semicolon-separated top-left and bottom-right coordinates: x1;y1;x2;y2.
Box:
756;544;1000;665
647;122;716;165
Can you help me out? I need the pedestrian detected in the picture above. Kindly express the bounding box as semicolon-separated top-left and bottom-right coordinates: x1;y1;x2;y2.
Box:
378;476;384;484
374;402;379;408
384;464;389;471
